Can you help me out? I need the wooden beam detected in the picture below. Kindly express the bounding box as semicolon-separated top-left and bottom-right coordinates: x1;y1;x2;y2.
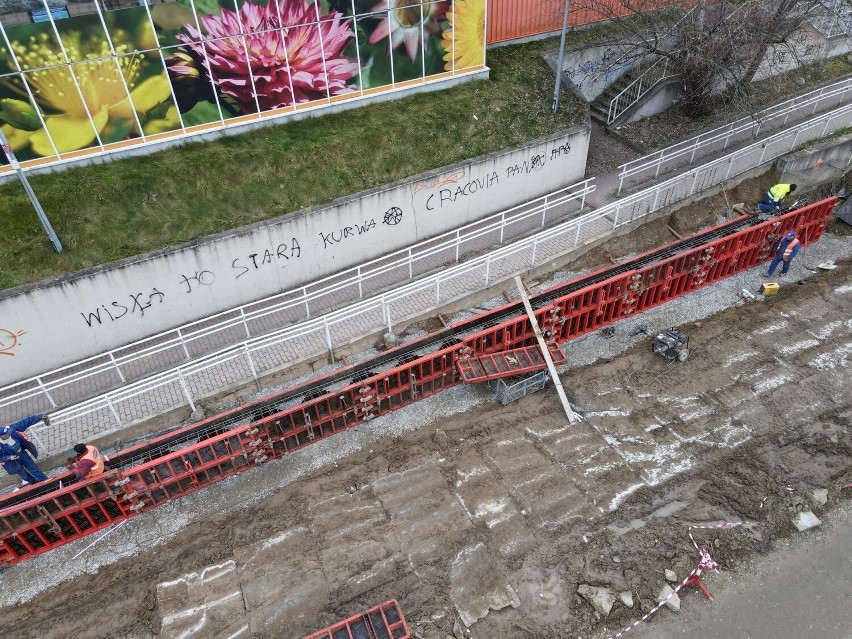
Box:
513;276;578;424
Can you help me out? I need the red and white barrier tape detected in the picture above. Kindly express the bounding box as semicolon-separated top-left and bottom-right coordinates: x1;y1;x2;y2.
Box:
609;521;742;639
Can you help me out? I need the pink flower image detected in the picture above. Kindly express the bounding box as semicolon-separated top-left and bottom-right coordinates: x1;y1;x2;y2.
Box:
176;0;360;113
368;0;449;62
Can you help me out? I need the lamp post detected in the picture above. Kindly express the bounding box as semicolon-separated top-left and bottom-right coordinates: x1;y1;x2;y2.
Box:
0;128;62;253
552;0;571;113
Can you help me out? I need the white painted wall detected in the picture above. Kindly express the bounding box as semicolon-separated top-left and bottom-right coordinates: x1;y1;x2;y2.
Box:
0;127;590;385
753;25;852;82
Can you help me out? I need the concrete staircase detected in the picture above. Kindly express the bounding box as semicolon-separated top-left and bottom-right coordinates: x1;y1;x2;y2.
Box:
589;73;638;126
589;57;678;128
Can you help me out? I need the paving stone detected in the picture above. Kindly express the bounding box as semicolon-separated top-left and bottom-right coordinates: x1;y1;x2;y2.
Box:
578;584;616;617
235;527;328;635
658;584;680;612
156;560;250;639
450;542;519;627
792;511;822;532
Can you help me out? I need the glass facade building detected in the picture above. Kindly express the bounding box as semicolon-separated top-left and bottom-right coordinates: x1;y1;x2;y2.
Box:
0;0;486;169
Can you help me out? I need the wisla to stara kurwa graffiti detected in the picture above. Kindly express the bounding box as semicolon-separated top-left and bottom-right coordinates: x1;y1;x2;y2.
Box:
0;0;485;164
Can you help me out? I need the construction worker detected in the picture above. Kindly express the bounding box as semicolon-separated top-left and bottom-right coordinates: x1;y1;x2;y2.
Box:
758;183;797;213
69;443;106;480
766;230;801;276
0;414;48;487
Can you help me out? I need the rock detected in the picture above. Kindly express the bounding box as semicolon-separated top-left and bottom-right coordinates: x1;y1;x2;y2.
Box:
658;585;680;612
665;569;677;582
432;429;449;446
578;585;616;617
812;489;828;506
383;332;401;349
619;591;634;608
792;511;822;532
612;555;621;563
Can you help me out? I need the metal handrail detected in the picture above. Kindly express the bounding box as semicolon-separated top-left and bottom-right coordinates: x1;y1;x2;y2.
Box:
617;75;852;193
607;57;675;124
0;179;595;415
24;101;852;457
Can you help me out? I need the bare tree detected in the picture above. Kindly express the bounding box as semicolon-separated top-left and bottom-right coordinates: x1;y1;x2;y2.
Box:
555;0;829;118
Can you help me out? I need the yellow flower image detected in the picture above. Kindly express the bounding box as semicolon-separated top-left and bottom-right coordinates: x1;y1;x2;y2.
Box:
441;0;485;72
2;31;172;155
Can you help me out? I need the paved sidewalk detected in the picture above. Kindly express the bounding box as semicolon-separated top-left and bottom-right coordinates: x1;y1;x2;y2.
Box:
636;501;852;639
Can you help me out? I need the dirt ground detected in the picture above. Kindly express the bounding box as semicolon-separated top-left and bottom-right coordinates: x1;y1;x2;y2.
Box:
1;187;851;639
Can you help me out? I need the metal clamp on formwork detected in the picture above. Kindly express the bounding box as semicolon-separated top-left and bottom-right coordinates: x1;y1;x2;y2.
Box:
358;385;377;421
120;481;153;513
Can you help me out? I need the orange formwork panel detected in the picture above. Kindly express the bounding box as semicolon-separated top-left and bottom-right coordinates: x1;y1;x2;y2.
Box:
0;199;837;567
457;343;567;382
303;600;410;639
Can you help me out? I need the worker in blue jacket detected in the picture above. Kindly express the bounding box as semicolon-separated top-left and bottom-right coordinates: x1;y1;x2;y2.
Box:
0;414;48;486
766;230;801;276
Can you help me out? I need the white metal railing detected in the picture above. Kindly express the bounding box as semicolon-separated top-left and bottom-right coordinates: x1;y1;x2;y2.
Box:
617;75;852;194
607;57;674;125
25;100;852;457
0;179;595;421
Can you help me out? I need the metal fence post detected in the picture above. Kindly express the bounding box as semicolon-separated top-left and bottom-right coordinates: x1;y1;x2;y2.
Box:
244;344;258;380
176;328;191;360
408;247;413;279
240;308;251;338
541;193;549;227
690;170;700;196
574;221;581;247
530;236;538;267
29;428;48;455
384;297;393;333
651;187;661;213
500;211;506;243
821;116;831;137
357;266;363;298
177;370;197;413
324;319;334;352
105;395;123;426
455;229;461;262
724;155;735;180
108;352;126;383
35;378;58;409
435;277;441;305
484;255;491;286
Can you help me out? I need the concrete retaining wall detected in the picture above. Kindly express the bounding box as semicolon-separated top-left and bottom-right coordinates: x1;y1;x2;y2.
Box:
0;125;590;386
776;131;852;185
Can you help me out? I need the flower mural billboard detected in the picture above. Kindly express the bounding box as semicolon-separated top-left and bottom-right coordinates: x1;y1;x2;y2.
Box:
0;0;485;163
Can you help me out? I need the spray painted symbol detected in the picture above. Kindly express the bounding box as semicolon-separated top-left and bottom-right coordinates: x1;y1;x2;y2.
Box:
383;207;403;226
0;328;27;357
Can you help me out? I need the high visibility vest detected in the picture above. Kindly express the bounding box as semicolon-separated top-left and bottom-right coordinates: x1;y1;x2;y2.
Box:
783;238;800;260
79;446;105;478
769;184;792;201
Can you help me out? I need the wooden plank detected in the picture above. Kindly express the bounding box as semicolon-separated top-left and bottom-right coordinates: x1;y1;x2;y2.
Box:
514;277;578;424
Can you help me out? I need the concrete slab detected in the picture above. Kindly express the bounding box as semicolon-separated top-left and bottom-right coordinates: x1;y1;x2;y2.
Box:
451;448;536;558
792;511;822;532
234;527;329;636
156;560;250;639
450;542;519;627
480;436;598;529
373;461;472;568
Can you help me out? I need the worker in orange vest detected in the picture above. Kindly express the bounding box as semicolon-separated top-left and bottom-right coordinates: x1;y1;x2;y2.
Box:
766;230;801;276
70;443;106;479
